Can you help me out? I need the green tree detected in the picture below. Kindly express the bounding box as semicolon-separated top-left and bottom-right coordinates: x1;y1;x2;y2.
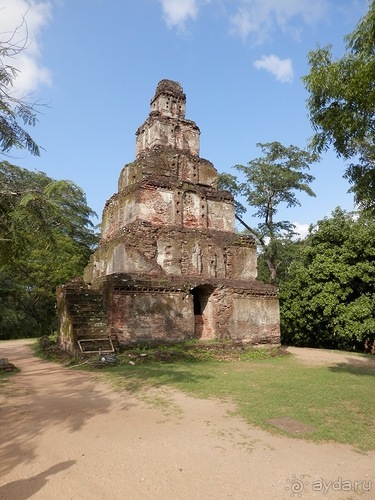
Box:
0;30;40;156
0;162;98;339
217;172;247;217
0;162;97;264
0;31;99;339
219;142;318;284
280;208;375;352
302;1;375;211
256;238;303;284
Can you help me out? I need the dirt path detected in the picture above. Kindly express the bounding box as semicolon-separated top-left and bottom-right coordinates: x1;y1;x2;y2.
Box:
287;346;375;370
0;340;374;500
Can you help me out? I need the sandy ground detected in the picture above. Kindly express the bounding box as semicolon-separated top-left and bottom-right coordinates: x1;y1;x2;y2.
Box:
0;340;374;500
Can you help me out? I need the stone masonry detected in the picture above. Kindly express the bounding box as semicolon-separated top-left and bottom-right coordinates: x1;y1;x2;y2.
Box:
57;80;280;353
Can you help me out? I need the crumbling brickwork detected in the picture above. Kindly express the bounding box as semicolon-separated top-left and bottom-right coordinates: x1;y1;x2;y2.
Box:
57;80;280;353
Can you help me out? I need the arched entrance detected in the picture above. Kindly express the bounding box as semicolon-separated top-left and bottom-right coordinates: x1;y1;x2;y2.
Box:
191;285;215;340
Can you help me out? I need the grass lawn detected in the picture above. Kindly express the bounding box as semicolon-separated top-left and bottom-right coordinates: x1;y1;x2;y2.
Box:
98;347;375;452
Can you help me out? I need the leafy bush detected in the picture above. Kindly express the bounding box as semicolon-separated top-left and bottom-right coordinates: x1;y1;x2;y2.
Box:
280;208;375;351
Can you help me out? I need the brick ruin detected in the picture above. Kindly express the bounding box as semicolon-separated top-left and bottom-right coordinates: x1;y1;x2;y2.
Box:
57;79;280;353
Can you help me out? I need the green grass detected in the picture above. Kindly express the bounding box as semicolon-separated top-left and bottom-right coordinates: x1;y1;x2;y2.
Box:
34;338;375;451
0;369;20;386
99;350;375;452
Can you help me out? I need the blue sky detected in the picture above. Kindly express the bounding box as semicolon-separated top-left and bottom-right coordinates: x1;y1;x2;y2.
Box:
1;0;369;236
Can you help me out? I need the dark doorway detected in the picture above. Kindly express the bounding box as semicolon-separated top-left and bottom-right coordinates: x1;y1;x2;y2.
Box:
191;285;214;339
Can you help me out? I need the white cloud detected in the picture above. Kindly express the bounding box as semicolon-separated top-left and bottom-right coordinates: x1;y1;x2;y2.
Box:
254;54;293;83
293;222;310;239
230;0;328;43
159;0;199;29
0;0;53;96
157;0;328;41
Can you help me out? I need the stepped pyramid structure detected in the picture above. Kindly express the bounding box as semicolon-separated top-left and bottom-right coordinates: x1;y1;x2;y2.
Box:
57;80;280;353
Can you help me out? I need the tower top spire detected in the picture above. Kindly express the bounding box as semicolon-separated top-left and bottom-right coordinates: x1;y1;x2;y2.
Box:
136;79;199;156
153;79;185;99
150;79;186;118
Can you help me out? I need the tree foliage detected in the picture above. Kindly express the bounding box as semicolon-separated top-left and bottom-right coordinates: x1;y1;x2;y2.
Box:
0;27;40;157
0;162;98;339
302;1;375;211
280;208;375;352
216;172;247;217
0;29;99;339
0;162;97;263
219;142;318;284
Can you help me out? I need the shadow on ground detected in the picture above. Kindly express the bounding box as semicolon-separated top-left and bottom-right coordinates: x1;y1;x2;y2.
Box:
0;461;76;500
0;341;134;477
329;356;375;376
110;362;213;394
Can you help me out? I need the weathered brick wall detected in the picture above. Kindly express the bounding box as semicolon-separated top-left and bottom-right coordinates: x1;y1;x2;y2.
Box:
102;180;231;241
108;289;194;344
84;224;257;284
228;294;280;344
118;147;218;191
186;286;280;344
57;279;107;354
58;274;280;350
136;116;200;156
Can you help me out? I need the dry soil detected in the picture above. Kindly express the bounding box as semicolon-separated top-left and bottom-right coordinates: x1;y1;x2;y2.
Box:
0;340;374;500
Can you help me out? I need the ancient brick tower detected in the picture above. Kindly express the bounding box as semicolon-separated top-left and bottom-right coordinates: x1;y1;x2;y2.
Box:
57;80;280;353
